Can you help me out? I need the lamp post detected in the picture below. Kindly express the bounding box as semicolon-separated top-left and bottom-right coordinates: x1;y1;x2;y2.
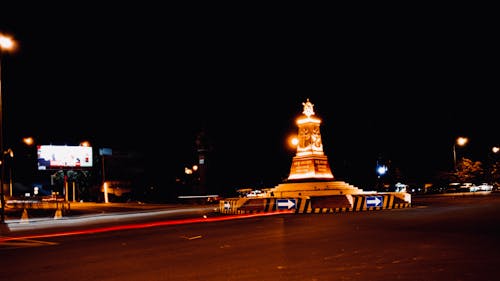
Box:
489;146;500;186
453;136;468;172
3;148;13;197
0;33;16;223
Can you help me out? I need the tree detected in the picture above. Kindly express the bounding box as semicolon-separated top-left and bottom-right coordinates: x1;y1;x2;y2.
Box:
455;158;484;183
52;169;95;201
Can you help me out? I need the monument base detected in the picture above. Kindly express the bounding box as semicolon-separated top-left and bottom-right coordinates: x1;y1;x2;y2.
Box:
287;155;334;180
266;180;367;198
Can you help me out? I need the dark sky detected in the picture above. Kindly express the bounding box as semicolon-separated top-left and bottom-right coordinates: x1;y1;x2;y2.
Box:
1;5;497;191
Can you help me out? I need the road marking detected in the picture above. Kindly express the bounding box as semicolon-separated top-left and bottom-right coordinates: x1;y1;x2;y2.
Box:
0;239;58;249
181;235;202;240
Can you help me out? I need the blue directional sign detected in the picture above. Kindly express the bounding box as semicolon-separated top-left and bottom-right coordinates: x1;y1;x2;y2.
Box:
276;199;296;210
366;196;383;207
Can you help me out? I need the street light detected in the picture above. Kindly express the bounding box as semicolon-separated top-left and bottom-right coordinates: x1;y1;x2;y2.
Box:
0;33;16;223
453;136;468;172
23;137;34;146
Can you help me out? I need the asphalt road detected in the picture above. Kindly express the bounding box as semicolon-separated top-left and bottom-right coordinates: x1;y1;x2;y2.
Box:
1;193;500;281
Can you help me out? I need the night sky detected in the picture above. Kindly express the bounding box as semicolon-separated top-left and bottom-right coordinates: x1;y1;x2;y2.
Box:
1;6;497;193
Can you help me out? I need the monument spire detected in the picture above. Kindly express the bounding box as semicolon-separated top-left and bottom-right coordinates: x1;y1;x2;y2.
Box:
302;98;315;118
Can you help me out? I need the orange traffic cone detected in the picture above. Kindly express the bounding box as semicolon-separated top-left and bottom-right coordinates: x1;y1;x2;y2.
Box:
54;208;63;219
21;208;29;224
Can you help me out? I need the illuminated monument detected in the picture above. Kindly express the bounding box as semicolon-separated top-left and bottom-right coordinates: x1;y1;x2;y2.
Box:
219;98;411;215
287;98;334;181
268;99;365;197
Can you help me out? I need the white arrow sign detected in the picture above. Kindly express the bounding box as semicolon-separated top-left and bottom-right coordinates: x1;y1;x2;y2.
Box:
224;202;230;210
277;199;296;210
366;196;383;207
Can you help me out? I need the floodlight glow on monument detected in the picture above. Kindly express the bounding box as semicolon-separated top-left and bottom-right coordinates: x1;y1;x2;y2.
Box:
287;99;334;180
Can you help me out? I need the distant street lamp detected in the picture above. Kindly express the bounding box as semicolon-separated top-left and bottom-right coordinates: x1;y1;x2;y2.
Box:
23;137;34;146
80;140;90;147
377;165;388;177
453;137;468;172
0;33;16;224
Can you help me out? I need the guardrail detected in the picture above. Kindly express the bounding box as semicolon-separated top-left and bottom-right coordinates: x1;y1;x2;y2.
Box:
6;199;71;211
220;193;411;215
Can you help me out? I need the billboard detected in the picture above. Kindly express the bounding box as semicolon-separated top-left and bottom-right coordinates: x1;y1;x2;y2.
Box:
37;145;93;170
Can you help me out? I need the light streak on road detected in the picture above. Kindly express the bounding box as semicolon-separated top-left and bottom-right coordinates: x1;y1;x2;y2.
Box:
0;209;293;243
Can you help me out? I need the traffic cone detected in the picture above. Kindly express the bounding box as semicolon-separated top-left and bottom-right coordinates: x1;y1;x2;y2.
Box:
54;208;63;219
21;208;29;224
